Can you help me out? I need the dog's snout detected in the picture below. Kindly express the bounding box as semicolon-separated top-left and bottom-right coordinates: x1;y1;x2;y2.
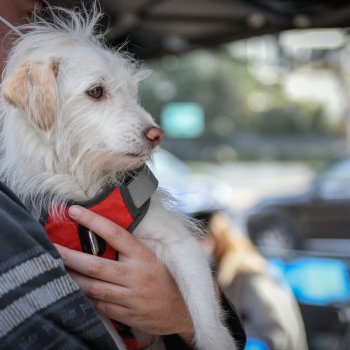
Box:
145;127;164;148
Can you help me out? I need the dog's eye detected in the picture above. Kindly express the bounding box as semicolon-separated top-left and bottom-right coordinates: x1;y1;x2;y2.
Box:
87;86;104;99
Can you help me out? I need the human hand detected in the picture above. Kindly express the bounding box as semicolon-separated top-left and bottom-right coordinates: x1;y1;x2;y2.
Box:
54;205;194;345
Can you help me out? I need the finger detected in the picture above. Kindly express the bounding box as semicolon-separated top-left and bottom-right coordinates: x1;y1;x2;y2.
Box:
68;270;132;307
68;205;144;257
55;244;128;286
91;299;169;336
90;298;133;325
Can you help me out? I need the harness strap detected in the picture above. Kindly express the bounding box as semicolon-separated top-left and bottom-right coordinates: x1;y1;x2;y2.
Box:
126;165;158;209
43;164;158;257
120;165;158;218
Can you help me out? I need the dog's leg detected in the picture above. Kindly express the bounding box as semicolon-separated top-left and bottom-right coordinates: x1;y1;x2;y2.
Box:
135;192;237;350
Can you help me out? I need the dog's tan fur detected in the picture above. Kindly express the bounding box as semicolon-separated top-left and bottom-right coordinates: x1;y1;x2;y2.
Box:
3;59;58;131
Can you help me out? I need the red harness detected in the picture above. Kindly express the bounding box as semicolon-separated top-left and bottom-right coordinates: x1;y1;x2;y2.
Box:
45;186;143;259
42;166;158;350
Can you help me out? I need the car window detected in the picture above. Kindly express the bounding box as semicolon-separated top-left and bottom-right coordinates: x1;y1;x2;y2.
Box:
318;159;350;199
322;159;350;180
148;148;190;182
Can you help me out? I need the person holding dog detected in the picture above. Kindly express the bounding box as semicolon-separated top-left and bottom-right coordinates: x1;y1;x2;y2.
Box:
0;1;245;349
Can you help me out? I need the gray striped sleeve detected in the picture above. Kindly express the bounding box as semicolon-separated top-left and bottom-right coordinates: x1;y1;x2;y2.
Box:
0;275;79;338
0;253;63;298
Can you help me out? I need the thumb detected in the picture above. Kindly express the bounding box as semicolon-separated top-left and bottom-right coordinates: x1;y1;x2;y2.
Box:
68;205;143;257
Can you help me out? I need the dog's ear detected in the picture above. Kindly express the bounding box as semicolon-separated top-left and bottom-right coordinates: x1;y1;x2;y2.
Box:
2;59;59;131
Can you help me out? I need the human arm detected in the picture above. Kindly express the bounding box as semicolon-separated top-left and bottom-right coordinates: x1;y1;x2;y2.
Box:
0;183;118;350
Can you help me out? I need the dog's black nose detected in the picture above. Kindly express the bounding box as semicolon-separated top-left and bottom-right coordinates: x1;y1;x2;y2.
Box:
145;127;164;148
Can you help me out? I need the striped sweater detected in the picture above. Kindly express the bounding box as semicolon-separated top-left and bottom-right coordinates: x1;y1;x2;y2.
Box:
0;182;118;349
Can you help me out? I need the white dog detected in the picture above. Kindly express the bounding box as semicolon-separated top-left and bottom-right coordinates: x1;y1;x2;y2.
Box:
0;7;237;350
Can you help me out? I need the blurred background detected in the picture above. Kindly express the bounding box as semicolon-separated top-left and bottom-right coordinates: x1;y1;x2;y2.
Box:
50;1;350;349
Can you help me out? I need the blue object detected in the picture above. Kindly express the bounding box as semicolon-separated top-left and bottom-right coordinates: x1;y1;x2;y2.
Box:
245;338;269;350
161;102;205;138
270;258;350;305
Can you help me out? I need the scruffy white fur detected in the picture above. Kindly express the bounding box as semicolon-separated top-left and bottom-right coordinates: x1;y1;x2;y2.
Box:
0;7;237;350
